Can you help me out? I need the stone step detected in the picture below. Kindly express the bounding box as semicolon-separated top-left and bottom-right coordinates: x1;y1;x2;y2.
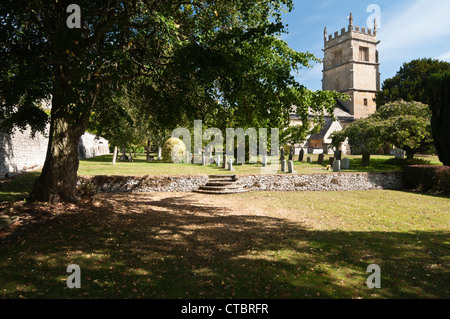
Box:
205;181;236;187
200;184;243;190
208;175;236;181
193;188;249;195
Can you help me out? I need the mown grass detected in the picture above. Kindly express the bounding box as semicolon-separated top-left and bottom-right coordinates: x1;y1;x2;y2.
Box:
0;190;448;299
77;153;442;176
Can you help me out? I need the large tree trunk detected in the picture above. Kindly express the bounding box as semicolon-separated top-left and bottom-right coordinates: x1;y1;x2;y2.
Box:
29;93;91;203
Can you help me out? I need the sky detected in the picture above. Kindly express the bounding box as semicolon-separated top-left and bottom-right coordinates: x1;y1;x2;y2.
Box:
280;0;450;91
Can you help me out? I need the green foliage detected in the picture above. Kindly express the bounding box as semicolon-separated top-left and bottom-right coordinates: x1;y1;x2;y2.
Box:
403;165;450;194
331;117;382;155
162;138;186;163
375;101;433;158
428;71;450;166
384;157;431;166
332;100;433;160
376;58;450;107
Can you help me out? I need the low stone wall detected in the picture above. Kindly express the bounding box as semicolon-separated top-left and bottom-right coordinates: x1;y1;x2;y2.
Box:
235;172;403;191
79;175;209;193
79;172;404;193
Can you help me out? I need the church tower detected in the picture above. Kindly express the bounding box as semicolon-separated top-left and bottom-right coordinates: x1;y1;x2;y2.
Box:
322;13;380;118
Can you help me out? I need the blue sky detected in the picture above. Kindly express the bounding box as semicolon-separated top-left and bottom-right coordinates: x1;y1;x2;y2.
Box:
280;0;450;91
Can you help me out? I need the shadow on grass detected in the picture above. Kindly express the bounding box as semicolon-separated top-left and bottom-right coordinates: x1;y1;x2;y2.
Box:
0;172;41;202
0;194;448;299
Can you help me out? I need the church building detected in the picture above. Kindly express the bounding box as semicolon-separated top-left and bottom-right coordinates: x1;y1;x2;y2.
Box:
292;13;380;154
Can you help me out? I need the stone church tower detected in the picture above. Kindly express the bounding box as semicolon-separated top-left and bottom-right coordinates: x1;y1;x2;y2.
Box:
322;13;380;119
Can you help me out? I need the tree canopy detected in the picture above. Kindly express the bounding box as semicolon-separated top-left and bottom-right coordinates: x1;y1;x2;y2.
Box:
332;100;433;162
0;0;340;202
375;58;450;107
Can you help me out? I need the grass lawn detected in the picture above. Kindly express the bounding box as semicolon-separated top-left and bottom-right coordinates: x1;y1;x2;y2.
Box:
76;153;442;176
0;190;448;299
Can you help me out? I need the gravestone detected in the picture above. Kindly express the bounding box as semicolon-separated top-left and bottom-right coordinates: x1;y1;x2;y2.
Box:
394;148;405;159
288;160;296;173
288;146;294;161
157;147;162;161
334;150;342;161
262;155;267;167
185;151;190;164
341;158;350;170
280;147;285;161
223;155;228;169
318;154;324;165
228;159;234;171
329;157;334;166
217;155;221;167
333;159;341;172
298;149;304;162
281;160;286;172
306;156;312;163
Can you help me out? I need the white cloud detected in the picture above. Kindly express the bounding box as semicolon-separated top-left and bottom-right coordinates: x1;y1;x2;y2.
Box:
379;0;450;56
436;50;450;62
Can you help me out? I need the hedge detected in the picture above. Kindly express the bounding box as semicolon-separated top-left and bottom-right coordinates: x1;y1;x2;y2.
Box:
403;165;450;194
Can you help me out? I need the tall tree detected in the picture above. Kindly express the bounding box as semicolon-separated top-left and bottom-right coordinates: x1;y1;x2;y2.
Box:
1;0;339;203
428;71;450;166
375;58;450;107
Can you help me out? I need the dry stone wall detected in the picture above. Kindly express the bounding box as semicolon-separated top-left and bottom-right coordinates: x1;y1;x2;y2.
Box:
79;172;404;193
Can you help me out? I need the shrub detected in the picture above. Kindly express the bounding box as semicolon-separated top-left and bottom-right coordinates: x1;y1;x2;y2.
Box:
385;158;431;166
162;138;186;163
403;165;450;194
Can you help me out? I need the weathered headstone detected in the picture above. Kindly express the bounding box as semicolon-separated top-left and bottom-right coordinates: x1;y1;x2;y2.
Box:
334;150;342;161
288;160;296;173
185;151;190;164
223;155;228;169
318;154;324;165
306;156;312;163
228;158;234;171
394;148;405;159
217;155;221;167
329;157;334;166
281;160;286;172
298;149;304;162
158;146;162;161
202;154;206;165
341;158;350;170
333;159;341;172
262;155;267;167
288;146;294;161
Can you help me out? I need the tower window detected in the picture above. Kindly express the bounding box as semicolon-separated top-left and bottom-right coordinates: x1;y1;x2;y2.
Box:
359;47;369;62
364;98;368;106
333;51;342;65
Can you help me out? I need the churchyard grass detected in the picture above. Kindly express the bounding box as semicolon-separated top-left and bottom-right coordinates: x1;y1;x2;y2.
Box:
0;190;448;298
76;154;442;176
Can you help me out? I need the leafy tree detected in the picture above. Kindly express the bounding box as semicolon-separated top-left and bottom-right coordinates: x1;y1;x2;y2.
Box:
0;1;340;203
332;100;433;163
428;71;450;166
331;118;382;166
375;101;433;160
376;58;450;107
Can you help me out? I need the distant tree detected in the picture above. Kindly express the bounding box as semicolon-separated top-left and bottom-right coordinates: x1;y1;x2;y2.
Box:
428;71;450;166
376;58;450;107
375;100;433;160
331;118;382;166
